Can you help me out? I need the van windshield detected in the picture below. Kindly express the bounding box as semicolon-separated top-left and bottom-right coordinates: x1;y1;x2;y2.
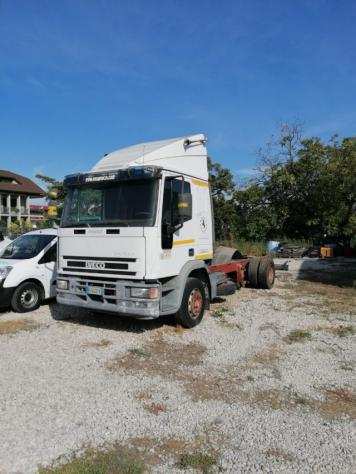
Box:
61;179;158;227
0;234;55;260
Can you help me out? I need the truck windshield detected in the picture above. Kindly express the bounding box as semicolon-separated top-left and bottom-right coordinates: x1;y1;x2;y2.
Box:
61;179;158;227
0;234;55;260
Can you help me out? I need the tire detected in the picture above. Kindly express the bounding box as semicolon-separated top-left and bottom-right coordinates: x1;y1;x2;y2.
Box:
258;256;275;289
11;281;43;313
247;257;260;288
176;277;207;328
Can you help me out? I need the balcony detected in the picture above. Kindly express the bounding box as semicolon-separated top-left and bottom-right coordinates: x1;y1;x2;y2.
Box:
0;207;30;216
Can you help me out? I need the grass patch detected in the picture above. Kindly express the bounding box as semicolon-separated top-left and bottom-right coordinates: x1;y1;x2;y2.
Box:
250;344;284;366
128;347;151;358
39;446;144;474
285;329;312;343
177;452;217;472
144;402;167;415
321;388;356;419
334;325;355;337
264;448;295;463
81;339;112;349
314;324;355;338
0;318;39;335
292;394;310;406
135;392;167;415
107;336;206;379
280;279;356;315
211;306;229;318
340;362;353;371
41;436;221;473
211;306;242;329
242;387;356;419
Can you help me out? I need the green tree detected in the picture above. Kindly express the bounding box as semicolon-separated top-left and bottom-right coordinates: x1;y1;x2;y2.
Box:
208;157;236;240
224;123;356;245
35;174;65;222
233;184;276;240
255;129;356;243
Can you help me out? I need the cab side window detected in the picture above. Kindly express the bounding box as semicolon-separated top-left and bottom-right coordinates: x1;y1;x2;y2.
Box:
172;179;191;223
39;243;57;264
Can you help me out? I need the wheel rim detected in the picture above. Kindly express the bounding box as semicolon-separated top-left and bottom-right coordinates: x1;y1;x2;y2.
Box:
188;288;203;318
20;288;38;308
267;266;275;285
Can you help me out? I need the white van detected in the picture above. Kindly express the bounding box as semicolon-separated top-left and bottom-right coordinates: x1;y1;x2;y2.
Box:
0;229;57;312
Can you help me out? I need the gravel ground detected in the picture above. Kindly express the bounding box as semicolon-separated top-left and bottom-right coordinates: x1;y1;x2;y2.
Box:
0;260;354;473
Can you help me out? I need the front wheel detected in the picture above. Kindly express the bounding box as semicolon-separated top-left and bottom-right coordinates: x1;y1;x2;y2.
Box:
11;282;43;313
176;277;207;328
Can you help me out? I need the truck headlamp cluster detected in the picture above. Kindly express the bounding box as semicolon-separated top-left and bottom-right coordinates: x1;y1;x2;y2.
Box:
130;287;159;299
57;279;69;290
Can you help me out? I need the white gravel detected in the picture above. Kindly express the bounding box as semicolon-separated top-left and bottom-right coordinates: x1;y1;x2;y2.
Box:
0;263;354;473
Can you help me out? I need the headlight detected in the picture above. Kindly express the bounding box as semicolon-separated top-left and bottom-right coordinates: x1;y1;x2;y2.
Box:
130;287;159;299
0;266;12;281
57;279;69;290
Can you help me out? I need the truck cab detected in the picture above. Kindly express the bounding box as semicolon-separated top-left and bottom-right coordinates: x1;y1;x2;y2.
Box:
56;134;275;327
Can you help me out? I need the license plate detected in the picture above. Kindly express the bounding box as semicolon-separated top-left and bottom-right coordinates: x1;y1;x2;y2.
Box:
86;286;103;296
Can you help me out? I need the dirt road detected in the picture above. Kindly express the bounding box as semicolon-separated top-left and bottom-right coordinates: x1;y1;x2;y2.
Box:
0;262;354;473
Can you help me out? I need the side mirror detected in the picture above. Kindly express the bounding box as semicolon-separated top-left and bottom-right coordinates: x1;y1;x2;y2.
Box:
177;193;192;221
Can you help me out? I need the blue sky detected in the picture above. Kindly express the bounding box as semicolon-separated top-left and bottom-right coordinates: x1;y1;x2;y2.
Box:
1;0;355;186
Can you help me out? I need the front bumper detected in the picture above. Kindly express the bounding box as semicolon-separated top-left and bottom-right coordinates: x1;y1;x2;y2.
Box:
0;282;15;309
56;275;160;319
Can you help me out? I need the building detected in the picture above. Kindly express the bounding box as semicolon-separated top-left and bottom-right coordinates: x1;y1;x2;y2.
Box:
30;204;49;224
0;170;45;229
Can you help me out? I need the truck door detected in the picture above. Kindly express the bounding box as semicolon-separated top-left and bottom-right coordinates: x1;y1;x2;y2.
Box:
161;176;195;274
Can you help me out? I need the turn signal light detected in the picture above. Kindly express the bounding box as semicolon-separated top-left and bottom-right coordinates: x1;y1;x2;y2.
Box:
130;287;159;299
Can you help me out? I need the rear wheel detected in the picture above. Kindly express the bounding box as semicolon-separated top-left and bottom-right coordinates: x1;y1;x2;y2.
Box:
176;277;206;328
11;282;43;313
247;257;260;288
258;256;275;289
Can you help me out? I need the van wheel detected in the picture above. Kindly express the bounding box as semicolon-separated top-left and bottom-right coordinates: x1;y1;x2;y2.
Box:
176;277;206;328
11;282;43;313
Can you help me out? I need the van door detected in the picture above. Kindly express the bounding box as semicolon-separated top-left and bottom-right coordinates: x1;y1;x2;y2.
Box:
38;241;57;298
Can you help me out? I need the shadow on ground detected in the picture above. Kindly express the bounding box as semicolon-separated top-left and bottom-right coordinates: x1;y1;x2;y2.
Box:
296;258;356;288
49;301;176;333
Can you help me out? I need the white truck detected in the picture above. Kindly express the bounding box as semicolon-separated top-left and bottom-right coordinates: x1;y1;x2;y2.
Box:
56;134;274;327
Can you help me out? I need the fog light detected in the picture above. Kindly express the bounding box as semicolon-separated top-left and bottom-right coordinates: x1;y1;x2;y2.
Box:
130;287;159;299
57;279;69;290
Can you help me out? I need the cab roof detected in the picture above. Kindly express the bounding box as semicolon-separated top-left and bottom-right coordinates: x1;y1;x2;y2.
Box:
91;134;209;181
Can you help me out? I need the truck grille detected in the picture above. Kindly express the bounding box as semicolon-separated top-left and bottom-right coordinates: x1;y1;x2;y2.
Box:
58;274;124;303
62;255;137;276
